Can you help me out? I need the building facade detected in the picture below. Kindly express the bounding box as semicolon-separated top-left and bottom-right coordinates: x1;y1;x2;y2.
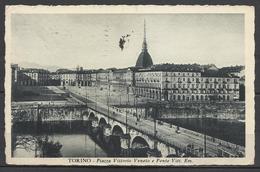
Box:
17;68;50;86
11;64;19;85
110;68;133;90
134;69;240;101
49;72;61;86
60;71;77;86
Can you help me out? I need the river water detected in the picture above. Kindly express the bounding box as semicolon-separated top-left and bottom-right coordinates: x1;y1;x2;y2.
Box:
12;121;157;158
12;121;107;158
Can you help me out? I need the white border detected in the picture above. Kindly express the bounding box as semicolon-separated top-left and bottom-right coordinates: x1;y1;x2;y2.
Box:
4;5;255;166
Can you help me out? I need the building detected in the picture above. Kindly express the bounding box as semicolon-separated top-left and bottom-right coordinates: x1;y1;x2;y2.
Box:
60;70;77;86
219;66;245;78
111;68;133;90
18;68;50;86
11;64;19;85
133;67;240;101
49;72;61;86
96;69;110;88
75;67;92;87
90;72;97;87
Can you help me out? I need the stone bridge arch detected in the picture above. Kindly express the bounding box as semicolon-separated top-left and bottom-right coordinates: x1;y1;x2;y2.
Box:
131;136;151;157
98;117;112;141
88;112;96;121
131;136;150;149
112;125;124;136
108;124;125;156
110;120;127;134
99;117;108;127
129;130;154;149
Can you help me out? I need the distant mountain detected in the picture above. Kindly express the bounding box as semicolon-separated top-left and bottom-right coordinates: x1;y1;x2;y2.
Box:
17;61;62;72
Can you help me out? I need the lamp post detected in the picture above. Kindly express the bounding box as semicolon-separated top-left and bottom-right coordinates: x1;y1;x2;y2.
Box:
95;81;97;111
154;102;159;150
125;83;129;133
146;101;161;157
203;107;207;157
119;87;122;106
200;106;207;157
135;95;138;123
85;82;88;106
107;79;110;122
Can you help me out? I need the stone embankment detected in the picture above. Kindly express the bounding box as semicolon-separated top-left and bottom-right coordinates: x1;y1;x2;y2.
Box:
11;103;88;122
159;102;245;120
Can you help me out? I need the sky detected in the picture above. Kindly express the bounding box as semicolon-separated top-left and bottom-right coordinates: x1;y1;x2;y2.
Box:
11;13;244;70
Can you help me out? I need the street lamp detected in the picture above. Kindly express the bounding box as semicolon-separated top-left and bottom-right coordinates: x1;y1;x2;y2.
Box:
146;101;161;157
107;78;111;123
95;81;97;111
134;95;139;123
125;84;131;133
153;102;158;150
85;83;88;107
199;107;207;157
203;108;207;157
119;87;122;106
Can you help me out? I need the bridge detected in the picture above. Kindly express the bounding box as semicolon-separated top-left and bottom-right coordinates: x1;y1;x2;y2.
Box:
11;89;245;158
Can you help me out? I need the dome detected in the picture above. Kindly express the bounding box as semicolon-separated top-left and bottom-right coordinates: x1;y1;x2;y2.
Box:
135;20;153;68
136;50;153;68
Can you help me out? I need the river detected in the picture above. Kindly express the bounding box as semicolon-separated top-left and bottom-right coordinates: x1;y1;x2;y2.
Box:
12;121;107;158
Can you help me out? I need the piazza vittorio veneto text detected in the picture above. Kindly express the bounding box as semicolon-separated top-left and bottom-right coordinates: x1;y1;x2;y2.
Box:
5;5;255;166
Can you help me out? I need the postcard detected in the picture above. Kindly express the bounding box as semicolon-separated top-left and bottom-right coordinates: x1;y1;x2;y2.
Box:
5;5;255;166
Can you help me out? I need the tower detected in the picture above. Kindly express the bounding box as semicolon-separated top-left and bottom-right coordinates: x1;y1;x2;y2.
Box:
135;20;153;68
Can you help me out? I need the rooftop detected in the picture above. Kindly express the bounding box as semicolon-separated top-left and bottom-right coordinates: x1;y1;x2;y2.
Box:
201;70;239;78
20;68;50;73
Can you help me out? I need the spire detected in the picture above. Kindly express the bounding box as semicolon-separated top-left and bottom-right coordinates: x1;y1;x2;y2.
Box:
144;19;146;41
142;19;147;51
135;19;153;68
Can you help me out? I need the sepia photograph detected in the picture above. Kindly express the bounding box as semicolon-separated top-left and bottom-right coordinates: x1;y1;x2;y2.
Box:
4;5;255;166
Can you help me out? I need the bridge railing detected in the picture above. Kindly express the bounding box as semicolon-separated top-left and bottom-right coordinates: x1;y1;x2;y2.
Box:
156;120;245;154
